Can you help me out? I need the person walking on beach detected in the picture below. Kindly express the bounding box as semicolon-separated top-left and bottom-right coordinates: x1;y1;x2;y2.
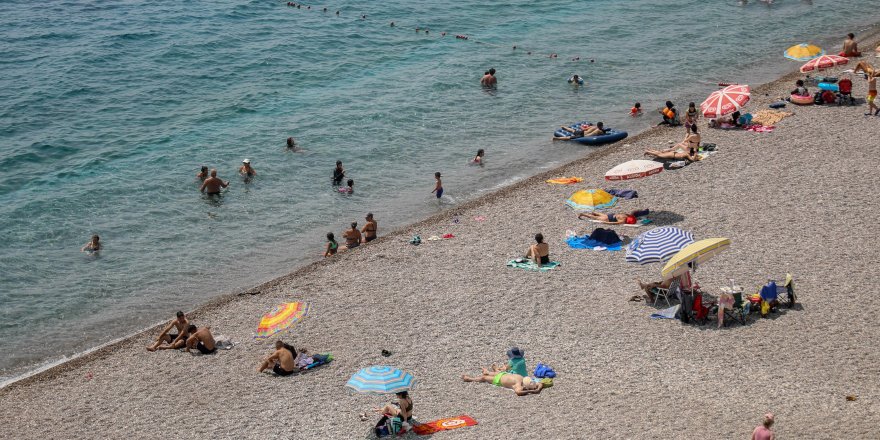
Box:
362;213;378;242
751;413;776;440
239;159;256;177
525;233;550;267
185;324;216;355
432;172;443;200
147;311;189;351
257;340;297;376
332;160;346;186
342;222;362;249
866;74;878;116
81;234;102;254
324;232;339;257
196;166;209;181
200;169;229;195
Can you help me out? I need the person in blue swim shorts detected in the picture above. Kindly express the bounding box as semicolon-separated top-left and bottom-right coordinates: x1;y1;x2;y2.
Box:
432;172;443;199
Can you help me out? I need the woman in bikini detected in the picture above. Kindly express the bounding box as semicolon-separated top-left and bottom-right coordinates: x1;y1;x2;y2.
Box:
578;209;648;225
376;391;415;430
644;125;700;161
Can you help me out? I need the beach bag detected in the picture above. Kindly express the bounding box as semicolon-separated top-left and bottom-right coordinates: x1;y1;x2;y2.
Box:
409;235;421;245
533;363;557;379
375;415;391;437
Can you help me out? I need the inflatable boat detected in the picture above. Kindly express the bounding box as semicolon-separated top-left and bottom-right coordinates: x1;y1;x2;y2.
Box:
554;121;628;145
789;94;813;105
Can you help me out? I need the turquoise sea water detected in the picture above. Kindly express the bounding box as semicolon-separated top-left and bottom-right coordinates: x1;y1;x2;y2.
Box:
1;0;877;381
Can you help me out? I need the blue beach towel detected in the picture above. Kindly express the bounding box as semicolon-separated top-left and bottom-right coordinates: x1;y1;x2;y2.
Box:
533;363;557;379
565;236;622;251
506;259;560;272
604;188;638;199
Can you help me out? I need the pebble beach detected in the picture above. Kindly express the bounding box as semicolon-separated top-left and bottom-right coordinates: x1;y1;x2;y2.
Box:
2;34;880;440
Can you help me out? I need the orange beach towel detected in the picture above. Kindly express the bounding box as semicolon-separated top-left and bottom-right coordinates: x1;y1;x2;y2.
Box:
546;177;584;185
412;415;478;435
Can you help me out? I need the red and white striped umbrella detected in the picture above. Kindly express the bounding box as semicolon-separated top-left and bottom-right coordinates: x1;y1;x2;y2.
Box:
799;54;849;73
605;160;664;181
700;84;750;118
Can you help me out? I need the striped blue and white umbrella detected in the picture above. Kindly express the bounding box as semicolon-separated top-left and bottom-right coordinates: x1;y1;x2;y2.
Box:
346;365;416;395
625;227;695;265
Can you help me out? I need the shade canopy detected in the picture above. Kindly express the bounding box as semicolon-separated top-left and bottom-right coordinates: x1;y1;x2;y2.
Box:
605;160;664;181
346;366;416;395
661;238;731;279
254;302;310;341
800;54;849;73
565;189;618;211
701;84;750;118
784;43;824;61
626;227;696;265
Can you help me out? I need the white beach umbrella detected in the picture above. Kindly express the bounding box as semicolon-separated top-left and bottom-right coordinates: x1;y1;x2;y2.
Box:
605;160;664;181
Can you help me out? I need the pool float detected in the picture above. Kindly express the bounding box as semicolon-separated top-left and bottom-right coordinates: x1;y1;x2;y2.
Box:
818;82;839;92
789;94;813;105
553;121;628;145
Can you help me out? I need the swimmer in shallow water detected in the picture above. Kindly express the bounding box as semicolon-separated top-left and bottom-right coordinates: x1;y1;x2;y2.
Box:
432;172;443;199
196;165;209;181
472;149;485;166
568;74;584;85
81;234;101;253
339;179;354;193
239;159;256;177
286;137;302;152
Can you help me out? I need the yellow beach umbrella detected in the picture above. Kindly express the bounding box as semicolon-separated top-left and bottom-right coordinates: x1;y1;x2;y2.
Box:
565;189;618;211
661;238;731;280
784;43;825;61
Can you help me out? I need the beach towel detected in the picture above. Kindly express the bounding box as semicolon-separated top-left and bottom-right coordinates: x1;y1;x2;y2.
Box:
565;235;622;251
214;336;235;350
303;353;333;370
650;305;680;319
744;124;775;133
604;188;638;199
412;415;478;436
546;177;583;185
506;259;560;271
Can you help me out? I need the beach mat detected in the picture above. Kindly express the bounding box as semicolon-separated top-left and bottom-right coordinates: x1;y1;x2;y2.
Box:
546;177;583;185
412;415;478;435
650;305;680;319
588;218;652;228
565;236;622;251
506;259;560;271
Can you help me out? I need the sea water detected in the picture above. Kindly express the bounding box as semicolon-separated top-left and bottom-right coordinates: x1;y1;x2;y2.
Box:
1;0;877;381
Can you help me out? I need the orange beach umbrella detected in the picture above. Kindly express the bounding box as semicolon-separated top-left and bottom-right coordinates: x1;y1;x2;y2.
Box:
254;302;310;341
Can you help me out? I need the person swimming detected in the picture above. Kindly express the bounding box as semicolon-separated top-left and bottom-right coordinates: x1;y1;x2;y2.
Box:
286;137;301;152
239;159;256;178
630;102;642;117
81;234;101;253
472;149;485;165
338;179;354;193
568;74;584;85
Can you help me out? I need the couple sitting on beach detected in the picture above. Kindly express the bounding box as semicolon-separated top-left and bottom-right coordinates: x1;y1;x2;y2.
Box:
146;311;217;355
257;340;328;376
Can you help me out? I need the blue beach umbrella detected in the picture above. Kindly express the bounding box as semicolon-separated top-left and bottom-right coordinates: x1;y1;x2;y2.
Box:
346;366;416;395
625;227;695;265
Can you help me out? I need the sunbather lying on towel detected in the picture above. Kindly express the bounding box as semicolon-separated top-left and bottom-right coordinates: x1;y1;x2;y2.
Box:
461;366;544;396
644;125;700;161
636;278;672;303
579;209;649;225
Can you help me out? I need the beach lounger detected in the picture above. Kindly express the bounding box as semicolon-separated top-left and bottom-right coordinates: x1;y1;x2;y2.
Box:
652;277;680;307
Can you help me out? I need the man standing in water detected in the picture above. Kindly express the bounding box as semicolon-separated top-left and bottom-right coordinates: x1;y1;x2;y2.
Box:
199;169;229;196
147;311;189;352
332;160;346;186
200;169;229;195
362;212;378;243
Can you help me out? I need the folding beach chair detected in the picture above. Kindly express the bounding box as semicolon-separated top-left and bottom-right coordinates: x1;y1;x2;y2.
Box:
688;293;712;325
837;78;854;105
723;293;747;326
776;273;796;308
653;277;680;307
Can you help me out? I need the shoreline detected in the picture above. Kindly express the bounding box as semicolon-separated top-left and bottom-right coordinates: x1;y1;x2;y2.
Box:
3;26;880;439
3;28;878;390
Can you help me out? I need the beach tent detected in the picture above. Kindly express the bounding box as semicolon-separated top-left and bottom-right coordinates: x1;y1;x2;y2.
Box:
565;189;617;211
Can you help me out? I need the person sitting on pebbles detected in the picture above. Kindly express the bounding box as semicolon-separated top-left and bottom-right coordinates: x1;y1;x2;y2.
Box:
185;324;216;355
147;311;189;351
257;340;298;376
525;233;550;267
461;366;544;396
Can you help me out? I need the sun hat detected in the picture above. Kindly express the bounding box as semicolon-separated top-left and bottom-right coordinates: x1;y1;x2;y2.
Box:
507;347;524;359
242;158;250;164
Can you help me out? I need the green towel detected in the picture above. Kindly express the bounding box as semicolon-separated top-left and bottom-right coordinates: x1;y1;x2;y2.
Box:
506;259;560;271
